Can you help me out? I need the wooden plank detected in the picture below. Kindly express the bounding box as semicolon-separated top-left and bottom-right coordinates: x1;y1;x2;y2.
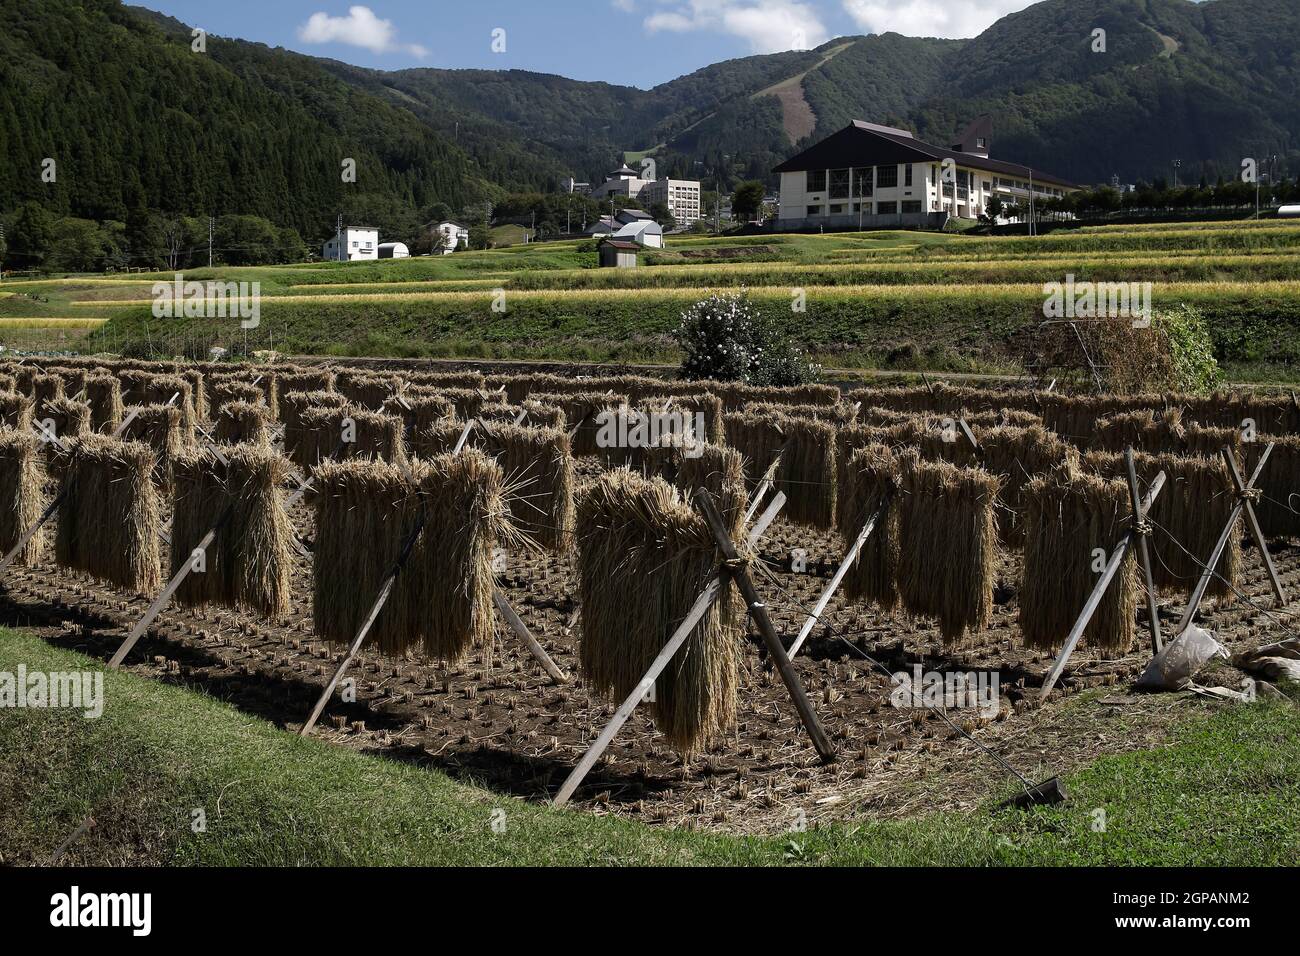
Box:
1041;472;1166;700
551;493;786;808
696;491;835;762
1124;447;1162;654
787;492;891;660
493;589;568;684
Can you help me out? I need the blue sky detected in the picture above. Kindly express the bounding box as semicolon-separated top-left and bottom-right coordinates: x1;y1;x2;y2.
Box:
137;0;1064;89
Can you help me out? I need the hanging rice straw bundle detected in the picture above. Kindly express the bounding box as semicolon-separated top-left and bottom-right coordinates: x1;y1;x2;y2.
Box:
839;445;901;610
169;446;293;618
179;369;207;423
292;406;408;470
312;458;427;652
31;374;65;411
120;373;196;443
411;419;472;459
478;422;576;553
1085;450;1239;599
410;370;487;391
743;401;857;425
978;425;1072;544
281;390;349;459
84;375;125;433
40;397;92;442
576;469;740;753
725;412;837;528
54;436;162;592
214;400;272;447
535;391;628;456
895;451;1001;643
47;366;88;396
383;394;456;434
338;372;402;410
0;430;49;565
673;443;748;540
1246;436;1300;539
417;386;495;421
277;368;335;400
120;404;185;490
209;380;264;418
410;449;513;663
0;393;35;432
1020;459;1137;652
0;373;16;393
518;400;566;430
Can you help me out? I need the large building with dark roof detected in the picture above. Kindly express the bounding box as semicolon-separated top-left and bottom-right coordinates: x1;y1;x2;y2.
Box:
772;118;1079;231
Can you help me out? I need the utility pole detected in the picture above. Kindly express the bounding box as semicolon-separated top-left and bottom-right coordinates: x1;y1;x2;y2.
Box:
1172;158;1181;190
208;216;214;267
1028;171;1036;237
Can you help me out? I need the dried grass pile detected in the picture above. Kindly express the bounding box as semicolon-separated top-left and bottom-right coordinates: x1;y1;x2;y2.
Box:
383;394;456;434
120;404;185;490
1085;450;1239;599
312;459;427;652
214;400;272;447
839;444;901;610
84;375;125;433
576;469;739;752
478;422;575;552
169;446;293;618
724;412;837;528
209;380;265;418
0;430;49;565
1020;460;1137;652
895;451;1001;643
292;406;408;470
0;373;16;393
0;393;34;433
40;397;92;441
54;436;162;592
535;391;628;456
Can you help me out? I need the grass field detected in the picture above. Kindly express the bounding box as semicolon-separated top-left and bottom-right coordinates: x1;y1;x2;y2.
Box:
2;628;1297;866
4;220;1300;380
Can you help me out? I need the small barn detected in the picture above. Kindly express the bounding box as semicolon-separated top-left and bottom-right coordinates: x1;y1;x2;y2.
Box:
378;242;411;259
598;239;640;269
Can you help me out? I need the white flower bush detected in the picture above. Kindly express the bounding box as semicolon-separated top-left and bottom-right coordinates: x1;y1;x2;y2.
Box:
674;291;820;386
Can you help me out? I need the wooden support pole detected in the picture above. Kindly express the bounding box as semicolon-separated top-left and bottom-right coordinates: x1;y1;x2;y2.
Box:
108;504;235;669
1124;447;1162;654
299;513;426;736
1224;444;1285;608
1040;472;1166;701
787;492;891;660
493;589;568;684
1175;443;1277;632
696;490;835;763
552;493;786;808
744;440;790;523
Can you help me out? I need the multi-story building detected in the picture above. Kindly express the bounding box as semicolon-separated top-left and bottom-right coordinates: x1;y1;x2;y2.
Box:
587;165;703;226
638;178;702;226
321;225;380;261
773;118;1077;231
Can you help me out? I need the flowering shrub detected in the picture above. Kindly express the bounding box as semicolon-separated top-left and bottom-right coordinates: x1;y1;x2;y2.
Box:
674;291;820;386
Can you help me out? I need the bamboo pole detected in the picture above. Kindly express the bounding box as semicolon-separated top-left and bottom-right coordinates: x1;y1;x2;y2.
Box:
1124;447;1162;654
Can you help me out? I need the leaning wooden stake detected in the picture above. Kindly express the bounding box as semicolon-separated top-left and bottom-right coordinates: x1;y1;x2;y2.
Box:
1175;443;1280;633
744;440;790;523
1124;447;1162;654
696;490;836;762
493;589;568;684
108;504;235;669
1040;471;1167;701
787;491;892;660
552;493;787;808
299;513;426;736
1224;445;1286;608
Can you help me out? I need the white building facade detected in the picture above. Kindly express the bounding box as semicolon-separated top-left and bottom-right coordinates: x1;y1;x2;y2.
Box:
432;221;469;254
587;165;703;226
774;120;1076;231
322;226;380;262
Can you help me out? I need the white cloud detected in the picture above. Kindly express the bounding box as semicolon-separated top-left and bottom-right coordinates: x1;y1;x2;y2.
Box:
641;0;830;54
842;0;1033;39
298;6;428;57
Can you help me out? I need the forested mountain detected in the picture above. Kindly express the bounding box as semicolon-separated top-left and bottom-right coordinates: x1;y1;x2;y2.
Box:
1;0;1297;264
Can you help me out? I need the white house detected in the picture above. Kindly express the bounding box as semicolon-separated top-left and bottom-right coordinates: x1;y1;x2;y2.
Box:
431;221;469;254
378;242;410;259
588;165;703;226
584;209;664;248
773;118;1078;231
322;225;380;262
